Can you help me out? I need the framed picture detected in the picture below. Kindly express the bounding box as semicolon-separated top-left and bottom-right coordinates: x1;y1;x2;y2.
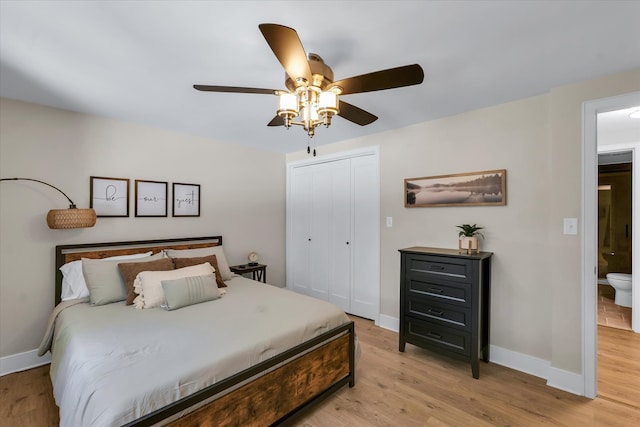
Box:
90;176;130;217
405;169;506;208
172;182;200;217
135;180;168;217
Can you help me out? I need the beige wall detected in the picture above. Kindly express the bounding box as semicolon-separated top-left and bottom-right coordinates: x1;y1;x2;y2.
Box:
0;98;286;358
2;68;639;373
288;68;640;373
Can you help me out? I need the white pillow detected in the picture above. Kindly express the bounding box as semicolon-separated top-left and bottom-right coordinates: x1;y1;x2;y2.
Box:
60;251;153;302
164;246;233;281
133;262;215;309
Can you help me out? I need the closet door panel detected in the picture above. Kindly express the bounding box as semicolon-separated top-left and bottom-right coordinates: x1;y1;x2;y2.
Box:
350;154;379;319
289;166;312;294
309;164;331;300
328;159;351;312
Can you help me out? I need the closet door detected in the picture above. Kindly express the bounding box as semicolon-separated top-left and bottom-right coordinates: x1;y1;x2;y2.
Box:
287;149;380;321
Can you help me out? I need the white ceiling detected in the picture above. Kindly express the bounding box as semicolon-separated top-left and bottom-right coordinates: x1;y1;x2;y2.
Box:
1;1;639;154
598;107;640;146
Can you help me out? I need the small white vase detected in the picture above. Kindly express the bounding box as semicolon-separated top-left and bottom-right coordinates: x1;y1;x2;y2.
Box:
459;236;479;254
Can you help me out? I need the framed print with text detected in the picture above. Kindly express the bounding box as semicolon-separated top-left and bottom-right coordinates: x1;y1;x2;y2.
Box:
135;180;168;217
172;182;200;217
90;176;130;217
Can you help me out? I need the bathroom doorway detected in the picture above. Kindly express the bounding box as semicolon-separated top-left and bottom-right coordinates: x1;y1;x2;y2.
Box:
597;153;632;330
592;102;639;406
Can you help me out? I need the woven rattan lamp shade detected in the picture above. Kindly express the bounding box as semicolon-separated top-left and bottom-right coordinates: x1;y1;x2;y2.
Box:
47;208;96;229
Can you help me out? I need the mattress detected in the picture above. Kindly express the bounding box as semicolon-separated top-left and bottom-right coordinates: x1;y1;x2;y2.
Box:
46;276;351;426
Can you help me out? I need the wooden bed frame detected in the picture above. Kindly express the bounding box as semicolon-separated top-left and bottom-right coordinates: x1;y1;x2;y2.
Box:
54;236;355;426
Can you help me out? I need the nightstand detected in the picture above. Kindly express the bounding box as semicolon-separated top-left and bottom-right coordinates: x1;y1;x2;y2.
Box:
230;264;267;283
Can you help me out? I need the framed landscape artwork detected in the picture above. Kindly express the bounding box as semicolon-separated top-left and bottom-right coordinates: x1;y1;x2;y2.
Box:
405;169;506;208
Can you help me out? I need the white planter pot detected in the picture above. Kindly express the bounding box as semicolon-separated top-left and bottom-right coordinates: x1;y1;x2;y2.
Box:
459;236;479;254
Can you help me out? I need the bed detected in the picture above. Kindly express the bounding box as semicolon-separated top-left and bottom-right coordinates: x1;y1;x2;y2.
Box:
40;236;356;426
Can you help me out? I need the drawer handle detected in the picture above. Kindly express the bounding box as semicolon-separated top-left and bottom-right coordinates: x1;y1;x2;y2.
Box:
428;287;444;294
427;331;443;340
427;309;444;317
429;265;445;271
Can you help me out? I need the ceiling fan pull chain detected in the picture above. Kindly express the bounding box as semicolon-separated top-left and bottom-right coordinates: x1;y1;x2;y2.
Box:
313;148;316;157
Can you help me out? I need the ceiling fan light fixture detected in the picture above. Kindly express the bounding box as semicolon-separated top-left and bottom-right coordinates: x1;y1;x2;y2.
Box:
318;90;339;115
277;93;299;127
194;24;424;146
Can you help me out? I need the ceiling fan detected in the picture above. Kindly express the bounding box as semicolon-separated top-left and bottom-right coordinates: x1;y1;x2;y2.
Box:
194;24;424;152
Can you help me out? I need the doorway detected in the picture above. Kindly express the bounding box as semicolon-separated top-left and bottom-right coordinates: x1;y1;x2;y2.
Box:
597;155;633;330
582;92;640;399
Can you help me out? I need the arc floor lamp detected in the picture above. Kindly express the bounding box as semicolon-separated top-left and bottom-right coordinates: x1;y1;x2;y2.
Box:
0;177;96;229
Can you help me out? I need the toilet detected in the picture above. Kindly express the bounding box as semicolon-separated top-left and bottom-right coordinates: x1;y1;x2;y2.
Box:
606;273;633;308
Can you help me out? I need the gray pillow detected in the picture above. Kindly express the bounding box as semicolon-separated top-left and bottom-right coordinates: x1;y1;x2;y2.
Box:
82;252;164;305
161;274;220;311
164;246;233;281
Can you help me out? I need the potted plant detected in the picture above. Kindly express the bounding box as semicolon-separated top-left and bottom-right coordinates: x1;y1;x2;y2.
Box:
457;224;484;254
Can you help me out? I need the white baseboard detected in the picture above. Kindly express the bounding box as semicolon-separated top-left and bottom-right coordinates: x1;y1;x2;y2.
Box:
377;314;399;332
546;366;584;395
0;349;51;376
489;344;550;380
378;315;584;396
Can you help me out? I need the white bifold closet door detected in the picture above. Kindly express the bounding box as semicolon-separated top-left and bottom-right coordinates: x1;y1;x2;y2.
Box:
288;153;378;320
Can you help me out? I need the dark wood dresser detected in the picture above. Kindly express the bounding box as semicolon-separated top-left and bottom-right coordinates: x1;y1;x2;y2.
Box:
398;247;492;379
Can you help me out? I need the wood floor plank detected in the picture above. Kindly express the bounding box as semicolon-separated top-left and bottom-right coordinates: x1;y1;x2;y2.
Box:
1;317;638;426
597;324;640;409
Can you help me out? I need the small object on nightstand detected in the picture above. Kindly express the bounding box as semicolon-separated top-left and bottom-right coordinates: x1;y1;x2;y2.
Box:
230;263;267;283
248;251;259;266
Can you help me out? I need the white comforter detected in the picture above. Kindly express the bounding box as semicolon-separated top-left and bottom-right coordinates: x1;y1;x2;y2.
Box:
44;277;351;427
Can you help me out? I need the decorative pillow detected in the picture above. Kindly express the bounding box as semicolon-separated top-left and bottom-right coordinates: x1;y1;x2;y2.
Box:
171;255;227;288
164;246;233;281
60;251;153;302
133;262;214;309
82;252;164;306
118;258;175;305
161;274;221;311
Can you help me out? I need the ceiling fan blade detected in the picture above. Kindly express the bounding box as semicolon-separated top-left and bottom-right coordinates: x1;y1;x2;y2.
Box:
193;85;277;95
267;115;284;126
330;64;424;95
338;101;378;126
259;23;312;83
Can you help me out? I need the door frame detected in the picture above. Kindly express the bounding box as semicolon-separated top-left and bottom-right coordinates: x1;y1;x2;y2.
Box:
582;91;640;399
286;146;381;323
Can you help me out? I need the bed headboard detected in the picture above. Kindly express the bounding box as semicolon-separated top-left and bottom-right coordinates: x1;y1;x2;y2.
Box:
54;236;223;306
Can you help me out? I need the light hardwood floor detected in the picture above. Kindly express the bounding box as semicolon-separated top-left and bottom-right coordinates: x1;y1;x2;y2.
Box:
1;316;638;426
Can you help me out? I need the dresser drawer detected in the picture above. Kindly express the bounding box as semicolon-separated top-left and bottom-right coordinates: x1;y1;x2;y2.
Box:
405;318;470;357
407;278;471;307
407;296;471;331
406;255;473;283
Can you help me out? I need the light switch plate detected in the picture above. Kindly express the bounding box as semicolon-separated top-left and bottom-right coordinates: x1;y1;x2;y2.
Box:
386;217;393;227
563;218;578;235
